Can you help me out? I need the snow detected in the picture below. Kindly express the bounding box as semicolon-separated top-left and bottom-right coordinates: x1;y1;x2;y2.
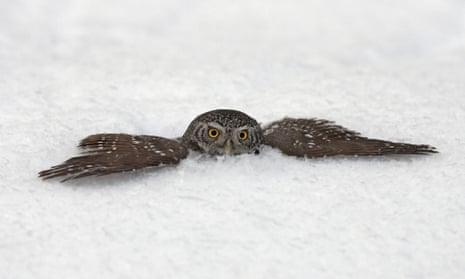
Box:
1;0;465;278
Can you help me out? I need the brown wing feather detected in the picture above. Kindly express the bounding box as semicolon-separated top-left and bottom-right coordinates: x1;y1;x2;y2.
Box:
263;118;437;158
39;134;188;182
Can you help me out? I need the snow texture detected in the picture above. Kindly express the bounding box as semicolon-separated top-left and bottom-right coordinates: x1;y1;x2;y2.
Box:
1;0;465;278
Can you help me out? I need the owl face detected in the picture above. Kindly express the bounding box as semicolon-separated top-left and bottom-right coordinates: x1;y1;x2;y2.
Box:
181;109;263;156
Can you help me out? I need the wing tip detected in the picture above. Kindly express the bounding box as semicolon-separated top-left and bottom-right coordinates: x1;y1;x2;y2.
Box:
38;167;69;182
416;145;438;154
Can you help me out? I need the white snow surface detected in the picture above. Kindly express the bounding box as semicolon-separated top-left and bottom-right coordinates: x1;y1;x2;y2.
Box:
1;0;465;278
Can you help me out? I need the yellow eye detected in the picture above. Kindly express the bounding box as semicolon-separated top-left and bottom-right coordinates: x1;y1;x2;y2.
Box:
208;128;220;138
238;130;248;140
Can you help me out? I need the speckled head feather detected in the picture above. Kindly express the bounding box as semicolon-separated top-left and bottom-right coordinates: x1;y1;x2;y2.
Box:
187;109;259;128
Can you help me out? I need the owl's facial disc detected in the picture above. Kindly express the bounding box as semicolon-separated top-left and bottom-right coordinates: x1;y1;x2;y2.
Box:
200;122;257;156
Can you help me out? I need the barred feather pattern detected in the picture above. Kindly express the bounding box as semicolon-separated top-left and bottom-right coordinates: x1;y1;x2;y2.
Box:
263;118;437;158
39;134;188;182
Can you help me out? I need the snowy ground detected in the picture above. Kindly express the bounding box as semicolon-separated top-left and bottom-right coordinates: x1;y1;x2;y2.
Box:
1;0;465;278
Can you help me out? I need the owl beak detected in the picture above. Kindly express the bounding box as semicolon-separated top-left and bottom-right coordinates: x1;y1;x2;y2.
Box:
224;139;232;155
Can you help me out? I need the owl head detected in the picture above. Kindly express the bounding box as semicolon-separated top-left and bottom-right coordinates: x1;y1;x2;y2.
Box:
181;109;263;156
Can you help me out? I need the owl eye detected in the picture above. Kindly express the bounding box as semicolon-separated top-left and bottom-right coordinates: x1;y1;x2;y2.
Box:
238;130;248;140
208;128;220;138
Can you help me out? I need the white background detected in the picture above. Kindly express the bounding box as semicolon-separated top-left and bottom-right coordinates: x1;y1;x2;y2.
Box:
1;0;464;278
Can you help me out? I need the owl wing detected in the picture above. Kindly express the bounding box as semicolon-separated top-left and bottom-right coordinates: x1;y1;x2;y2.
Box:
39;134;188;182
262;118;437;158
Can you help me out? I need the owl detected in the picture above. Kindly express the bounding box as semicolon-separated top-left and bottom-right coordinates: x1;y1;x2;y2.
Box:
39;109;437;181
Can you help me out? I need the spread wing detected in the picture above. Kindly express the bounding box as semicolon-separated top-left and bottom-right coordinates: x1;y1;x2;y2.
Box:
262;118;437;158
39;134;188;182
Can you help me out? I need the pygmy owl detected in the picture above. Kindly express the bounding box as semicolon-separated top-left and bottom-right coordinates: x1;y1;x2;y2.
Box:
39;109;437;181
